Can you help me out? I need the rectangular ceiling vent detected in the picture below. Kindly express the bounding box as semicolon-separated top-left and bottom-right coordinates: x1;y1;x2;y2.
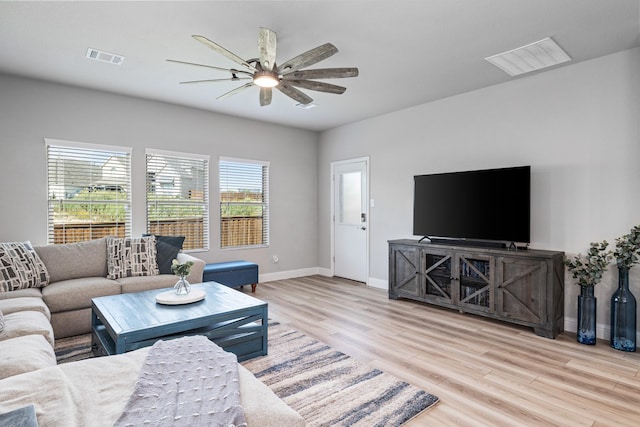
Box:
86;48;125;65
485;37;571;77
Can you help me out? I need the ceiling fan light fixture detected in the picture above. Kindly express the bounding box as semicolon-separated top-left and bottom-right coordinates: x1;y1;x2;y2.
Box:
253;71;279;88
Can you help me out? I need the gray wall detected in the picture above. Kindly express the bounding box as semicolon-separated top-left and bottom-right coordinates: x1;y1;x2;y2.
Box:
0;74;319;274
318;48;640;338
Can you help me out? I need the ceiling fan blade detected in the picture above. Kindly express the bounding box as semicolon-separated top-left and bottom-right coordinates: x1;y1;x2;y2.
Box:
192;35;258;72
283;67;359;80
259;87;273;106
179;78;252;84
258;27;277;71
276;83;314;105
216;82;255;100
285;79;346;94
278;43;338;74
166;59;254;76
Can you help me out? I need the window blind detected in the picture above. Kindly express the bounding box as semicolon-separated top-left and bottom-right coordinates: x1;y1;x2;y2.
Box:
45;139;132;244
146;149;210;251
219;157;270;248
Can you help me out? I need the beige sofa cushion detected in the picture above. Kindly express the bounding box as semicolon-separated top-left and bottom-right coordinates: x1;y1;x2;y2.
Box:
0;288;42;300
0;297;50;321
34;238;108;283
0;335;56;380
50;308;92;339
116;274;178;294
42;277;121;313
0;310;54;346
237;364;306;427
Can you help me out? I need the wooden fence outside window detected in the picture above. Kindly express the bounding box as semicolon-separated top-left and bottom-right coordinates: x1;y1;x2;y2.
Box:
53;217;262;248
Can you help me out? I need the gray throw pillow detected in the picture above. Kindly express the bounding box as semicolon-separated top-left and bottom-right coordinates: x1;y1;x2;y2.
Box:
143;234;185;274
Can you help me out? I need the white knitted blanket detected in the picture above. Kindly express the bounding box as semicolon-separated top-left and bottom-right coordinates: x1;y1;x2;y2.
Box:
114;335;247;427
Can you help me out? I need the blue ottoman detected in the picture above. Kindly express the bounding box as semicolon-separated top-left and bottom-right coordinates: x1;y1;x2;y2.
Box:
203;261;259;292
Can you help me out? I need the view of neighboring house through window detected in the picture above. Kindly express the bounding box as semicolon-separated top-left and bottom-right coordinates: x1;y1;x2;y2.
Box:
219;157;269;249
45;139;132;244
146;149;210;251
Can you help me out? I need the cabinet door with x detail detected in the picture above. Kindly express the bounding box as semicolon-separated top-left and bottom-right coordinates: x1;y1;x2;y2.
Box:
495;257;546;325
423;249;454;306
389;244;422;299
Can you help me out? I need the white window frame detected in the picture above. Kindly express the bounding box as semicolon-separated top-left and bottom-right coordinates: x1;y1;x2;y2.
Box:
219;156;270;250
146;148;210;252
45;138;132;244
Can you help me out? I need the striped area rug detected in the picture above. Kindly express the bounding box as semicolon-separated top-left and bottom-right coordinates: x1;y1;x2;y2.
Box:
55;323;439;426
54;334;93;363
242;323;439;426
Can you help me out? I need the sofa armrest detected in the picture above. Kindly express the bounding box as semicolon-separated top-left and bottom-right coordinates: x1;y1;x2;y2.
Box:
176;253;205;284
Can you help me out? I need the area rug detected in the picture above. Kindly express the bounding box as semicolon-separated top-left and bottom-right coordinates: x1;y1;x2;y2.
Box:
243;323;439;426
55;324;439;426
54;334;93;363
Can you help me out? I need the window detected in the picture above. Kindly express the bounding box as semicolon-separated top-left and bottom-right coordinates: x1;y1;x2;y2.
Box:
46;139;132;244
146;149;209;251
219;157;269;248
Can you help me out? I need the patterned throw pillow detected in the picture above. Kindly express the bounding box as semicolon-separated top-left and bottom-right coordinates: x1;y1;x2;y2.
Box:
0;309;4;334
107;236;159;279
0;242;50;292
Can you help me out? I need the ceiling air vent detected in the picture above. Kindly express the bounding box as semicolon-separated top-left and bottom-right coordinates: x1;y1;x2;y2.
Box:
485;37;571;76
86;48;125;65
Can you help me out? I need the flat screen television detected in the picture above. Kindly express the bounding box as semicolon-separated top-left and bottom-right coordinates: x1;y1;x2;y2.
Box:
413;166;530;246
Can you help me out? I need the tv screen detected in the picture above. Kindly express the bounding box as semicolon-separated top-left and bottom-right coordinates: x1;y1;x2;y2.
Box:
413;166;530;244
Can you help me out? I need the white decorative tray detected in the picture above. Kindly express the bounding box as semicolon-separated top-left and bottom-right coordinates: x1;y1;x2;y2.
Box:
155;288;206;305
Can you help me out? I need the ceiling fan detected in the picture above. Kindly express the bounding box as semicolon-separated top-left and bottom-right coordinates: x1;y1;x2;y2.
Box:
167;27;359;106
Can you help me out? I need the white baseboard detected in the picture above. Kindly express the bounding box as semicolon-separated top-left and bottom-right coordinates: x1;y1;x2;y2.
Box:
259;267;327;283
259;267;386;291
367;277;388;290
317;267;333;277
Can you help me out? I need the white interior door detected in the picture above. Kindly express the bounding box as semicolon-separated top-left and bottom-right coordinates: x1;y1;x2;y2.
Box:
333;159;368;283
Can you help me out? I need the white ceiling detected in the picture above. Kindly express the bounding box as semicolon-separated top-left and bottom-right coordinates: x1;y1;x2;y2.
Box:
1;1;638;132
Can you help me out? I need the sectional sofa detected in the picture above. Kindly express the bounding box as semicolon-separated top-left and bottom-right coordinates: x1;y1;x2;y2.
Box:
0;237;305;426
0;236;205;339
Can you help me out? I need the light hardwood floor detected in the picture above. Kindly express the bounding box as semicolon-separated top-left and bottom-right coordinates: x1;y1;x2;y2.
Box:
245;275;640;427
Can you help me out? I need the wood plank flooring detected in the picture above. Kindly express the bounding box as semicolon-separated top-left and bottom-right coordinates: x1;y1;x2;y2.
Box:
246;275;640;426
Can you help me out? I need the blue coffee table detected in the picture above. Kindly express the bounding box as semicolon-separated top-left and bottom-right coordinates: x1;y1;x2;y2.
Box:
91;281;267;361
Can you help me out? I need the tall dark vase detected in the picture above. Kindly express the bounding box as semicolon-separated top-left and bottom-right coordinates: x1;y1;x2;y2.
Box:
577;286;597;345
610;267;637;352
